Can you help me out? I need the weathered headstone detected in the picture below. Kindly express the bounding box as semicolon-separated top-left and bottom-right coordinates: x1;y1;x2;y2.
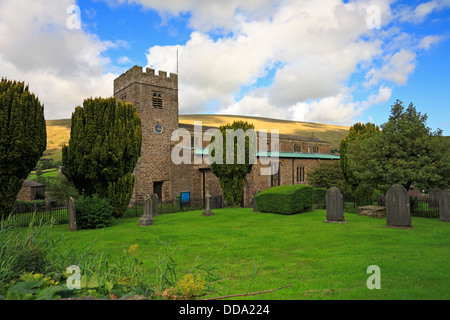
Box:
68;197;77;231
139;194;153;226
386;184;411;228
429;188;441;209
324;187;346;223
152;193;159;217
439;189;450;222
202;192;214;216
377;194;386;207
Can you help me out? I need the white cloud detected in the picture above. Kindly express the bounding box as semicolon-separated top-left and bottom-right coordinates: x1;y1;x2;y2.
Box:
2;0;448;127
365;49;417;86
418;35;444;50
118;56;133;65
0;0;120;119
144;0;398;124
397;0;450;23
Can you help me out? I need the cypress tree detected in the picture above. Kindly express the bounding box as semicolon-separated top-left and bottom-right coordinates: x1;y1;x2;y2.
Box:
62;97;142;218
0;78;46;217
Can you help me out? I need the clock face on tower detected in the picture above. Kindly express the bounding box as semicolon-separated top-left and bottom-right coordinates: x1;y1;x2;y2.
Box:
154;121;163;134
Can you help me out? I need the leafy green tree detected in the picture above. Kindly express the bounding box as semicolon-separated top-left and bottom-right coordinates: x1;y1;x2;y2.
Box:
307;160;349;192
0;78;46;217
339;122;380;204
47;174;80;206
350;100;449;192
210;121;256;207
62;97;142;218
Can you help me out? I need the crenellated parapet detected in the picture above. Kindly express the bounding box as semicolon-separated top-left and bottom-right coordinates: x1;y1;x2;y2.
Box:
114;65;178;94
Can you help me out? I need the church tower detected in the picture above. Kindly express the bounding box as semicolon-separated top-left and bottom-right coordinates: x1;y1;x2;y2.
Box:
113;65;179;203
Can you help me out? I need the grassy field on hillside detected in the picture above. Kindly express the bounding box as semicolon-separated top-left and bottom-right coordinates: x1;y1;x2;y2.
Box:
47;208;450;300
43;115;350;161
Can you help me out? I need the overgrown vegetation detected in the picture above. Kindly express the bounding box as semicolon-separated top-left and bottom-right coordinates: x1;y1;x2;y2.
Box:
210;121;256;207
74;194;113;229
0;217;222;300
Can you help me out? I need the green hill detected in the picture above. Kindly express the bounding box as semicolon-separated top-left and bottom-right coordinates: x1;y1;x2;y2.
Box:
43;115;350;160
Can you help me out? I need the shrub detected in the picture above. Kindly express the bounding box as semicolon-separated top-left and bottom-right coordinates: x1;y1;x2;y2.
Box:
255;185;313;215
312;188;328;209
75;194;113;229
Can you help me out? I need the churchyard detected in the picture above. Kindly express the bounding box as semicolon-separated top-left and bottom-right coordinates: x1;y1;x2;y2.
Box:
2;186;448;300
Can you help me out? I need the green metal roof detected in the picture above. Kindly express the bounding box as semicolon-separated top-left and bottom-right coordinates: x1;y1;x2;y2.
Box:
194;148;340;160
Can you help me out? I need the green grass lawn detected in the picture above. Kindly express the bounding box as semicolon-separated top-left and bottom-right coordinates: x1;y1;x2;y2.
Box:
28;168;59;181
48;208;450;300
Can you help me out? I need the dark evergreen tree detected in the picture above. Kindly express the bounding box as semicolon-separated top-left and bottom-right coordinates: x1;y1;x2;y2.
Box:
0;78;46;217
62;97;142;218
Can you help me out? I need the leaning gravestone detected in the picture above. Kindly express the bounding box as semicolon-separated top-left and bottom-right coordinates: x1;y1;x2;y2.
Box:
68;197;77;231
202;192;214;216
386;184;411;228
429;188;441;209
439;189;450;222
139;194;153;226
152;193;159;217
324;187;346;223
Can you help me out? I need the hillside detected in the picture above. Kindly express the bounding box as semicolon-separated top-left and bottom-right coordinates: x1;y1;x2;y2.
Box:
43;115;350;160
179;114;350;150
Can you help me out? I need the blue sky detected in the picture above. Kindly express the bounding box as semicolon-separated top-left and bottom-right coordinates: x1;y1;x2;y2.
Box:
0;0;449;135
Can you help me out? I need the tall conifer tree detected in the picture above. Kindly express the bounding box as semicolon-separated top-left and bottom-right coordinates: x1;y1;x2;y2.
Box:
0;78;46;217
62;97;142;218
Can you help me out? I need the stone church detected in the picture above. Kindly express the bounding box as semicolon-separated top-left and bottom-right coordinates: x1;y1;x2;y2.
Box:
113;65;339;207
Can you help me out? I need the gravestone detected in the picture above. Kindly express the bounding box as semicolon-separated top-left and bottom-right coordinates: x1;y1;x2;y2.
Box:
252;190;261;212
152;193;159;217
429;188;441;209
139;194;153;226
324;187;346;223
386;184;411;228
439;189;450;222
202;192;214;216
68;197;77;231
377;194;386;207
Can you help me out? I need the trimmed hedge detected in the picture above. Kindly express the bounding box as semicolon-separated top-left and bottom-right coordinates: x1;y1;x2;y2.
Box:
255;185;314;215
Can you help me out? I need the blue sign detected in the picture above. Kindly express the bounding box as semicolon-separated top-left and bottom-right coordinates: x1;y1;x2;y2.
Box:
154;122;163;134
181;192;190;203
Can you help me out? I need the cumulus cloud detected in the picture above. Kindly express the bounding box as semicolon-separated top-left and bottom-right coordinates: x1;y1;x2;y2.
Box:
0;0;120;119
145;0;398;124
397;0;450;23
365;49;417;86
418;35;444;50
2;0;448;126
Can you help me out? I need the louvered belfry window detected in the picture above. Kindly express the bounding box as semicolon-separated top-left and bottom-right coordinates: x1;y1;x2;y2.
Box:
153;92;163;108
